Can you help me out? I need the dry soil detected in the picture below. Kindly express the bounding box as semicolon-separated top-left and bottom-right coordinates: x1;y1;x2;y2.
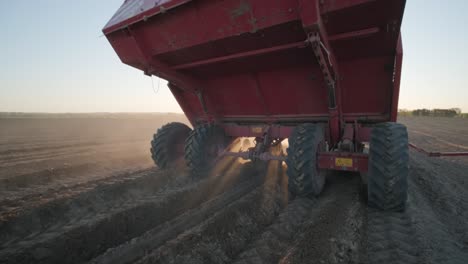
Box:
0;115;466;264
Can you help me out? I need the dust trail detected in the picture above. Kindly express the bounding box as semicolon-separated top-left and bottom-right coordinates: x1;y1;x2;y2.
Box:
92;169;262;264
1;159;259;264
210;138;242;176
133;161;285;264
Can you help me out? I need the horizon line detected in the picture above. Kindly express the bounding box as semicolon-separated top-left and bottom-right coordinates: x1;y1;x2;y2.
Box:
0;112;184;114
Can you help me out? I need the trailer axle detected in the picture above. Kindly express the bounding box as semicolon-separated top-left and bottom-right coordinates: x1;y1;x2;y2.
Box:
220;150;369;172
221;150;286;162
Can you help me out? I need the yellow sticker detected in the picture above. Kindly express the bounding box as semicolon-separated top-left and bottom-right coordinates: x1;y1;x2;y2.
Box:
251;127;263;134
335;158;353;167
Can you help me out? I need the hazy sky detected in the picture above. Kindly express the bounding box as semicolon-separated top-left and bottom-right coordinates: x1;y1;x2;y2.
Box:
1;0;467;113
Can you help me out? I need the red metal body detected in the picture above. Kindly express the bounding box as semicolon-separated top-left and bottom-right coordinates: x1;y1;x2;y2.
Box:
104;0;410;170
318;152;369;172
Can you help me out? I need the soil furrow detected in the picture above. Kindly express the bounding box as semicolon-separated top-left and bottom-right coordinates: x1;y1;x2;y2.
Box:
0;142;102;160
367;209;422;264
406;154;468;264
0;141;146;169
0;169;164;244
0;148;97;167
0;168;155;223
277;172;364;264
91;163;267;264
131;161;285;264
231;198;318;264
0;159;253;264
0;163;98;190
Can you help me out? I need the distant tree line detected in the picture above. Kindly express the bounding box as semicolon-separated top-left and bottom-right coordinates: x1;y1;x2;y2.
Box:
398;108;466;117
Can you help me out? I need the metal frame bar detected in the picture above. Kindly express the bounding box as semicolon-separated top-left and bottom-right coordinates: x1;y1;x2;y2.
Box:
409;143;468;157
221;149;369;173
222;124;294;138
299;0;342;146
172;41;307;70
217;113;388;124
321;0;377;12
221;150;286;162
328;27;380;41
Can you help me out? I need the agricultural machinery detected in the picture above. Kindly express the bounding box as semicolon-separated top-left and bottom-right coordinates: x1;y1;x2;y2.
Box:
104;0;410;212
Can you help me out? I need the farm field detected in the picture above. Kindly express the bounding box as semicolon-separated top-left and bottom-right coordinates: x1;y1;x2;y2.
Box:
0;114;467;264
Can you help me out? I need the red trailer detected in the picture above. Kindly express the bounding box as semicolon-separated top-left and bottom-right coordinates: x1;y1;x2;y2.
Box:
104;0;408;211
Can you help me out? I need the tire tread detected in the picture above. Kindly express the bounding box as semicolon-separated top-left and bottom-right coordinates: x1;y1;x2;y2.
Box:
286;124;325;196
368;122;409;211
150;122;191;169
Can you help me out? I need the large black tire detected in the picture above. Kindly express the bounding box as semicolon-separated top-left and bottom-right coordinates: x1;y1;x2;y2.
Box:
368;122;408;211
286;124;327;197
150;122;191;169
184;124;229;177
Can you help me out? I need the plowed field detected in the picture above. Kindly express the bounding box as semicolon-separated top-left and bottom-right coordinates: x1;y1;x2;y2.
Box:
1;115;467;264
